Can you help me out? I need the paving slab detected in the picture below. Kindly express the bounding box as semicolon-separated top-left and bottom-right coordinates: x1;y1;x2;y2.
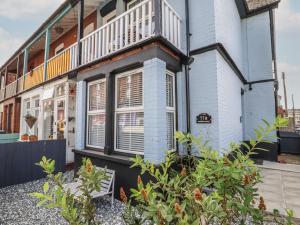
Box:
257;161;300;219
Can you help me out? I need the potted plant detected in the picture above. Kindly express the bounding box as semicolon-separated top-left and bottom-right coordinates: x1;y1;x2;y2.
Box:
29;135;38;142
21;133;29;141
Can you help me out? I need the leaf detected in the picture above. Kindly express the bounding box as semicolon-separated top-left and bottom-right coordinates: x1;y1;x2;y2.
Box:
43;182;49;194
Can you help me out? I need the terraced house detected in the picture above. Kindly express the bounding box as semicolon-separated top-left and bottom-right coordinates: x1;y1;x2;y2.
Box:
0;0;279;180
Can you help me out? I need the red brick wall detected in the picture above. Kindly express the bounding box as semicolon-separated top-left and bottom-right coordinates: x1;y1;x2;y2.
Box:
28;10;97;69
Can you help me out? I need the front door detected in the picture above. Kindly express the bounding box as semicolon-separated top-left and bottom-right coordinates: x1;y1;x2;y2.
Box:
54;97;66;140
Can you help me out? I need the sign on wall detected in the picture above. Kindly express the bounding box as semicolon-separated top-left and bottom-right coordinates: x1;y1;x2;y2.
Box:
196;113;212;124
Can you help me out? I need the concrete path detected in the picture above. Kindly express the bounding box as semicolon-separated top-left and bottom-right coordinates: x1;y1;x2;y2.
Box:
257;161;300;219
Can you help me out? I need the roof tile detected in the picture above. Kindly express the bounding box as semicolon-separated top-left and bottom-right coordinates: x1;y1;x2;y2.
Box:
245;0;280;11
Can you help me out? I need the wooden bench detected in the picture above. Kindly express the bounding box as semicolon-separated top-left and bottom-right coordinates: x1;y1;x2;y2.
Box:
63;167;115;207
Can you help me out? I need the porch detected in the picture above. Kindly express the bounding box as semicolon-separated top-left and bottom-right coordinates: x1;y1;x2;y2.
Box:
0;0;182;102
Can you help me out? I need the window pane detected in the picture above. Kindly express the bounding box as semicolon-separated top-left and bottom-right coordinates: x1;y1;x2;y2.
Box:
89;81;106;111
116;112;144;152
88;114;105;148
166;74;174;107
117;72;143;108
43;100;54;140
167;112;175;150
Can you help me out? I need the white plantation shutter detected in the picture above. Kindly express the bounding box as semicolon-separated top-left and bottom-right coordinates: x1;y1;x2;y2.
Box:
115;70;144;153
87;79;106;148
166;72;176;150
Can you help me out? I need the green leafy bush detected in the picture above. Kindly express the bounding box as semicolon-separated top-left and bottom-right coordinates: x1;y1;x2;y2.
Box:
31;157;106;225
123;117;294;225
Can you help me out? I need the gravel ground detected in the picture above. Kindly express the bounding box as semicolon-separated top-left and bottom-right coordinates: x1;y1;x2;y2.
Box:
0;172;126;225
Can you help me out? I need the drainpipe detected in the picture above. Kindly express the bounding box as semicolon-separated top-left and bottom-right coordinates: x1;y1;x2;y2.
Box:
269;8;280;155
185;0;191;154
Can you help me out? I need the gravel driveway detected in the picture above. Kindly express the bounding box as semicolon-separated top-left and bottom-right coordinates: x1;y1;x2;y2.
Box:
0;172;126;225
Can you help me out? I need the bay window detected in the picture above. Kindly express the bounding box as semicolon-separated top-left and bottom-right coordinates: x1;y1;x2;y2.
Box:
115;69;144;154
166;71;176;150
86;79;106;148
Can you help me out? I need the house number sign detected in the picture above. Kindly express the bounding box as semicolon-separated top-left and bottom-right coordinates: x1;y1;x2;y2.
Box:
196;113;212;124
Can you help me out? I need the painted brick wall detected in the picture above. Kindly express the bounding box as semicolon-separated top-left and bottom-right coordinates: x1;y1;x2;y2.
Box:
243;12;273;81
75;80;87;150
214;0;244;74
216;53;243;149
189;51;220;151
189;0;216;51
144;58;168;164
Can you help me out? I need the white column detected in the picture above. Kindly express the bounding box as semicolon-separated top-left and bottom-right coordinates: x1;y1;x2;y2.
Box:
75;80;87;150
144;58;167;164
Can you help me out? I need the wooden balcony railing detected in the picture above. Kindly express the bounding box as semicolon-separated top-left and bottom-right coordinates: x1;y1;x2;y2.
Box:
24;64;44;90
46;44;77;81
5;80;17;99
17;76;25;93
0;89;5;101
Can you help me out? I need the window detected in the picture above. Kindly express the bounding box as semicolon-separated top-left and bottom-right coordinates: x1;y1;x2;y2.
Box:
166;71;176;150
83;23;95;37
87;79;106;148
127;0;144;9
24;99;31;134
103;10;116;24
115;69;144;154
55;43;64;55
32;97;40;135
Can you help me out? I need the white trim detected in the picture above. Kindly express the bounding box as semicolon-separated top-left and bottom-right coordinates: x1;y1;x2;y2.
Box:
103;10;117;24
166;70;176;151
55;43;64;55
114;68;144;154
86;78;106;149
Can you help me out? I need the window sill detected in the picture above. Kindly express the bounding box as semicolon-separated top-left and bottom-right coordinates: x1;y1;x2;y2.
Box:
73;149;134;166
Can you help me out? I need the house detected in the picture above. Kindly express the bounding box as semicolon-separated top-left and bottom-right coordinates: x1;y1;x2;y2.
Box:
0;0;280;190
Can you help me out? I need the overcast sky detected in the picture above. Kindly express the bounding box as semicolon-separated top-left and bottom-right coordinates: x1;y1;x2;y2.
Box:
0;0;299;108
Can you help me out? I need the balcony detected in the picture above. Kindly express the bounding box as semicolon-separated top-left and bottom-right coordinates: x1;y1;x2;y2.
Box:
0;0;181;100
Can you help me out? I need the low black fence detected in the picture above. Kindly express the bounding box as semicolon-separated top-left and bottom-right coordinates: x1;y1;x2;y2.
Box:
0;140;66;188
280;131;300;154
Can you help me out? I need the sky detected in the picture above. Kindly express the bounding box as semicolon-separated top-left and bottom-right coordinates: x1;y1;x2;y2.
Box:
0;0;299;107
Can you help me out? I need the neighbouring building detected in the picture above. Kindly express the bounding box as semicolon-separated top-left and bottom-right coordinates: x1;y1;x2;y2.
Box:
0;0;280;190
288;109;300;128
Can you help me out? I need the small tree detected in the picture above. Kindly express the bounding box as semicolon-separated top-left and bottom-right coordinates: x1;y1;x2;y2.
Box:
31;157;106;225
122;117;294;225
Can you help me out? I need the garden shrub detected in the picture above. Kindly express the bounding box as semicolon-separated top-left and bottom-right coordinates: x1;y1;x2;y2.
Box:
122;117;294;225
31;157;106;225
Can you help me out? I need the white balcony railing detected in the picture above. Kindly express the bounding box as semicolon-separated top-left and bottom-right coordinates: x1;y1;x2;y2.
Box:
5;80;17;99
81;0;154;65
17;76;25;93
162;0;182;49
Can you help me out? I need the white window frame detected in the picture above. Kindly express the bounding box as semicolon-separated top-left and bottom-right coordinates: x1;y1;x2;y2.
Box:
166;70;176;151
103;10;117;24
55;43;64;55
83;23;95;37
127;0;144;9
114;68;144;155
86;78;106;149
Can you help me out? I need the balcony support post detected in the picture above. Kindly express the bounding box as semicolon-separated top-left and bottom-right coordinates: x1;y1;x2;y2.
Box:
154;0;162;36
43;28;51;81
77;0;84;66
4;67;8;99
23;49;28;76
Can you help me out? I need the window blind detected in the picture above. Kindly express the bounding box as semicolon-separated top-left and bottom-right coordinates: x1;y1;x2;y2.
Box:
87;79;106;148
166;72;176;150
115;70;144;153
